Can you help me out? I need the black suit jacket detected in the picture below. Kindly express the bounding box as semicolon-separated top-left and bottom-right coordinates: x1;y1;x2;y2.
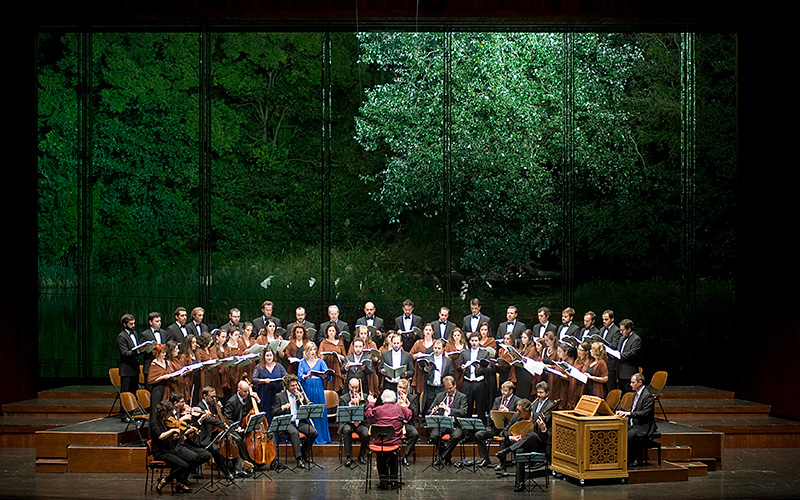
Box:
458;348;493;381
380;349;415;382
430;390;468;419
532;322;558;338
394;314;424;352
166;322;189;344
628;387;657;438
271;390;313;425
423;354;453;386
356;315;387;347
557;322;581;341
341;353;373;390
186;321;208;338
580;326;600;340
222;393;254;424
496;321;527;340
462;313;492;334
194;399;226;447
431;320;457;340
618;331;642;380
598;324;622;369
252;315;282;335
117;329;141;377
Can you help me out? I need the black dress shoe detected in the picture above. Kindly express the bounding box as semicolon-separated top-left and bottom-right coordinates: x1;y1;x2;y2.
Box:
155;478;167;495
494;461;506;471
344;458;354;468
401;457;410;467
225;473;235;481
432;458;443;467
478;458;491;468
358;455;367;465
296;459;306;469
514;482;526;492
377;481;389;490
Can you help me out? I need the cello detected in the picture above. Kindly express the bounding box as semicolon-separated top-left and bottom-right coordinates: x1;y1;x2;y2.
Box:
241;375;276;466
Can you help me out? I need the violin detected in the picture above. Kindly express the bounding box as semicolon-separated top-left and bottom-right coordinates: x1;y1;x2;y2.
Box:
165;415;200;443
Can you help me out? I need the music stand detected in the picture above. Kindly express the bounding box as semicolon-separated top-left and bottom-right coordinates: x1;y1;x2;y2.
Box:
423;415;454;472
268;415;296;474
297;404;325;470
197;425;241;494
455;418;486;474
335;405;366;471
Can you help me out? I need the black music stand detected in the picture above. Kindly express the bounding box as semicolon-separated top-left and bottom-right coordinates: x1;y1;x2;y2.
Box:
423;415;454;472
455;417;486;474
196;424;240;494
335;405;366;471
297;404;325;471
268;415;296;474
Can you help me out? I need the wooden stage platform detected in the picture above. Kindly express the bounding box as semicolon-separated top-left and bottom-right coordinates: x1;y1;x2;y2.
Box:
1;385;798;484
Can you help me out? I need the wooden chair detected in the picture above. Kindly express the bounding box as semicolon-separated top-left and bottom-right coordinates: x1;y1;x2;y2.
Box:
324;390;339;427
618;391;634;412
365;424;403;492
137;389;151;413
647;371;669;421
145;439;172;494
108;368;122;417
120;392;148;444
605;389;622;411
138;365;145;387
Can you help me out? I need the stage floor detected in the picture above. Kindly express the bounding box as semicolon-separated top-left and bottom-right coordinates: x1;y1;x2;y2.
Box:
0;447;798;500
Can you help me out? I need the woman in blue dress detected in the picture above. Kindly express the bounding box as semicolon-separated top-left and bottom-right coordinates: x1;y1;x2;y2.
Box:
297;343;332;444
251;348;287;424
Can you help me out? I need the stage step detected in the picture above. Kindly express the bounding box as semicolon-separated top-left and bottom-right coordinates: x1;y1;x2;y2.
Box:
626;461;689;484
661;398;771;416
36;417;143;459
673;415;800;448
0;415;89;447
38;386;116;400
35;458;68;473
67;445;147;473
2;397;115;419
681;461;709;477
658;386;735;400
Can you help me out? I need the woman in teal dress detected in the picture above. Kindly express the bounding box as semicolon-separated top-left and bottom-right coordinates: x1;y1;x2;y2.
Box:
297;343;332;444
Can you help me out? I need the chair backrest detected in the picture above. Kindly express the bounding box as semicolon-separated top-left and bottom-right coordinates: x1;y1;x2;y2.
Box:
618;391;634;412
137;389;151;411
109;368;121;390
138;365;145;385
120;391;138;413
369;424;397;440
606;389;621;410
648;371;668;395
324;390;339;409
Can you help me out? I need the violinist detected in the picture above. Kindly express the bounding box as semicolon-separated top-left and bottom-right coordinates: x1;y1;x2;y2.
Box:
221;380;260;476
150;400;207;494
168;392;211;468
194;387;235;481
271;374;318;469
338;378;370;468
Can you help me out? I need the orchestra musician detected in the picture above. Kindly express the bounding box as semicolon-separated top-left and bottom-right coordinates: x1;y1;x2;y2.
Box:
338;378;370;467
495;381;553;472
221;381;261;475
193;386;235;481
616;373;657;466
499;398;551;492
271;374;318;469
474;381;520;467
428;376;468;466
167;392;212;475
395;378;419;466
150;399;206;494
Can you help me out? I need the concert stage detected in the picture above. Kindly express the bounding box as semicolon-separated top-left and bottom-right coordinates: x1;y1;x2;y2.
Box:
1;385;798;485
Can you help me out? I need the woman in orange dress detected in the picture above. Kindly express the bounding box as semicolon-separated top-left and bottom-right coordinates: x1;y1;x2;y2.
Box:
410;323;436;394
146;343;173;405
256;319;286;362
584;341;609;399
225;326;247;391
569;341;592;408
445;328;467;390
548;342;571;407
212;329;230;400
319;323;346;392
284;323;310;375
195;332;217;400
177;334;201;405
496;332;516;389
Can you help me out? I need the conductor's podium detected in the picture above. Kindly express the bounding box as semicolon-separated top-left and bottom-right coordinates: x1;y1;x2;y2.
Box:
550;396;628;485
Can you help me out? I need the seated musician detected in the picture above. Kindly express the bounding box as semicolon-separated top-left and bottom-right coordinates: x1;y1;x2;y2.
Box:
615;373;657;466
428;375;468;466
192;386;234;480
221;380;261;475
495;398;551;492
150;400;208;494
475;381;520;467
167;392;212;469
395;378;419;467
365;389;413;490
339;378;370;467
495;381;553;471
270;374;318;469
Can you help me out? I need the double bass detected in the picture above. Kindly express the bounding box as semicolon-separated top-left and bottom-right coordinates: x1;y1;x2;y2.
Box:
241;375;276;466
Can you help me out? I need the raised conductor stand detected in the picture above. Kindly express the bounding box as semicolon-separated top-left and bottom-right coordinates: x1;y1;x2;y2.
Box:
550;395;628;486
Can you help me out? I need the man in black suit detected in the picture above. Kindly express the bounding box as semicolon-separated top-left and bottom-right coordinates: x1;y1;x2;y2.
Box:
580;311;600;340
617;319;642;394
431;307;457;341
458;332;493;424
495;381;554;471
286;307;316;336
338;378;370;467
116;313;144;422
193;387;234;480
496;305;527;340
421;339;453;416
616;373;657;466
380;334;415;393
599;309;622;393
252;300;281;336
498;398;552;492
557;307;581;341
221;380;260;474
462;298;492;334
271;375;318;469
532;307;558;338
429;376;468;466
166;307;189;344
186;306;209;338
355;301;386;347
218;308;243;335
317;305;350;345
140;312;167;389
394;299;424;352
475;381;521;467
341;338;373;397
